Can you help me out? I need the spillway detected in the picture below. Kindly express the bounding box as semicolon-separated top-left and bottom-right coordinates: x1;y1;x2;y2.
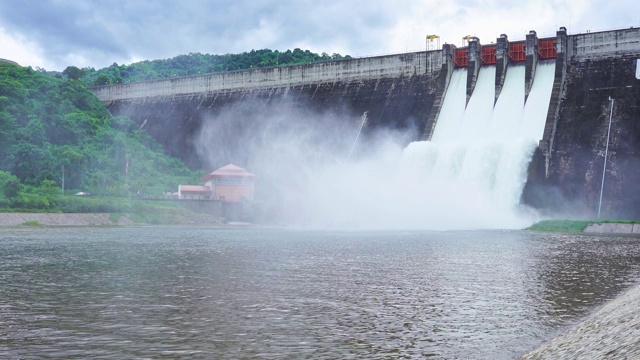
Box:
401;61;556;229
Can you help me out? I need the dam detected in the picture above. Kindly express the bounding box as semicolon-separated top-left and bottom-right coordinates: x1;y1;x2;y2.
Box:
91;27;640;221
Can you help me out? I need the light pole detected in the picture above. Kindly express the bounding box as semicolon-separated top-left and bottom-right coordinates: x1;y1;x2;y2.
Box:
348;112;368;160
597;96;614;219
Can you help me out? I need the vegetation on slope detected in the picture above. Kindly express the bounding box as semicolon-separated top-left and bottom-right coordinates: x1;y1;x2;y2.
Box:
0;48;351;214
0;62;199;212
78;49;351;85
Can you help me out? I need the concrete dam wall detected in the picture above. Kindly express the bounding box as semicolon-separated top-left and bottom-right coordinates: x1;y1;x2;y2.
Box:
94;51;448;170
524;27;640;219
92;27;640;219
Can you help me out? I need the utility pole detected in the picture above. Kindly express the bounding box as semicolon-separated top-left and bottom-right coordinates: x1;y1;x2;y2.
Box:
597;97;614;219
348;112;368;160
61;165;65;194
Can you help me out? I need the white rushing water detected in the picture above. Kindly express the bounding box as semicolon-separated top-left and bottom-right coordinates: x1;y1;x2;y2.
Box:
292;61;555;230
399;61;556;229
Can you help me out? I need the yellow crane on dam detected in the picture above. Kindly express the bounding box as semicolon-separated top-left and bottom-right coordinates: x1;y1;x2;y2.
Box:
426;34;440;51
462;35;477;46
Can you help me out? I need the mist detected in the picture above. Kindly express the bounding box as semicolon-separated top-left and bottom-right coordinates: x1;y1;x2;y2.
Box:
195;98;541;230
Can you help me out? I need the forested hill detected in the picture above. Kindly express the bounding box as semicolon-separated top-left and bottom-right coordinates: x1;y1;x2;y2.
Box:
0;61;198;209
79;49;351;85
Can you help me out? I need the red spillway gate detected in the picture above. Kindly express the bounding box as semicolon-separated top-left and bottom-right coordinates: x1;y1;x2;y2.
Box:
452;38;555;67
509;42;526;62
480;46;496;65
538;39;557;59
453;48;468;67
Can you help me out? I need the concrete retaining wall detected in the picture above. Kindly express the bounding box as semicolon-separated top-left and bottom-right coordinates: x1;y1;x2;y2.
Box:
584;223;640;234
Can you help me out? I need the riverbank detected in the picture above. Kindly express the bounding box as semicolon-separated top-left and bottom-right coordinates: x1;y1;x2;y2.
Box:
0;213;130;226
521;282;640;359
527;220;640;234
0;212;223;227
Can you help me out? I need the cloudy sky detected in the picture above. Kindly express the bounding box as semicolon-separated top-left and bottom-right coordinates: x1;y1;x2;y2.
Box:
0;0;636;71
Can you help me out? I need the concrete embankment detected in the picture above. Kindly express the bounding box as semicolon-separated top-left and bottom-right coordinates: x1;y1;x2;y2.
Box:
521;284;640;359
584;223;640;234
0;213;132;226
0;212;226;226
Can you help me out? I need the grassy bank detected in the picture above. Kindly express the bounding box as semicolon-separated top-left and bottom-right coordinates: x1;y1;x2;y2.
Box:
527;220;592;232
0;196;222;225
527;219;640;232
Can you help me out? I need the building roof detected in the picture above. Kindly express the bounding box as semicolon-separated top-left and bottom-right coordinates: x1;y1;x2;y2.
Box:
201;164;255;181
179;185;211;194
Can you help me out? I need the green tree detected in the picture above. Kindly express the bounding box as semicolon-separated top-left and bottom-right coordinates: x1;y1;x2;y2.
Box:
80;49;352;85
93;74;111;86
0;62;200;205
0;171;21;199
62;66;85;80
38;179;61;207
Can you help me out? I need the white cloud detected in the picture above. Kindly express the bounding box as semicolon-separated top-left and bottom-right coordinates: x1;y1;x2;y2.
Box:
0;27;46;69
0;0;637;71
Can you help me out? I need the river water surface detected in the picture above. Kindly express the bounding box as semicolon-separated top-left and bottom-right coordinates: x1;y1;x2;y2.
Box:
1;227;640;359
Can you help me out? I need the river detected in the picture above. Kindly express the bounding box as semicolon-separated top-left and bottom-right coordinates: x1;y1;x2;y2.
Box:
1;227;639;359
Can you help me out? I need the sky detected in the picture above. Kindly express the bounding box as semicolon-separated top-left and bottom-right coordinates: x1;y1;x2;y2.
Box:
0;0;637;72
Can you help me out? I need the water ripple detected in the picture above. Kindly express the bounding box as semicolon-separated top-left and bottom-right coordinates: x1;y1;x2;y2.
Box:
0;228;639;359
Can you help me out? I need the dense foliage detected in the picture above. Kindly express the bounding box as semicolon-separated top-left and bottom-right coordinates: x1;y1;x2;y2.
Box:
80;49;351;85
0;62;199;210
0;48;351;212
